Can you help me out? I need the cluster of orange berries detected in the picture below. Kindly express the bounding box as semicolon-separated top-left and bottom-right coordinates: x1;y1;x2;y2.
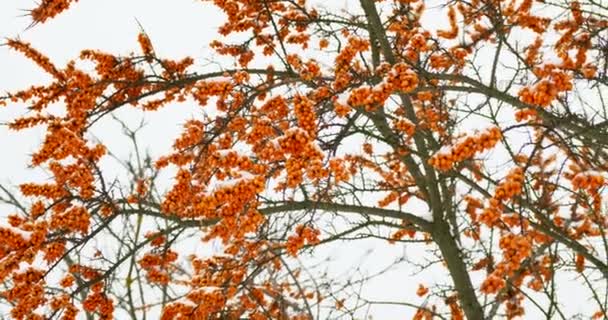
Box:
333;99;352;117
413;307;435;320
498;234;533;273
50;205;91;234
83;290;114;320
137;33;154;61
416;107;447;135
525;37;543;65
409;33;429;51
277;128;318;156
516;14;551;33
571;171;605;191
288;55;322;81
188;177;263;220
5;274;45;320
416;284;429;297
464;195;483;222
334;37;369;74
416;91;433;102
7;39;64;80
48;160;96;199
161;169;195;216
42;240;66;264
437;6;459;39
160;302;197;320
8;114;57;131
518;80;556;107
386;63;419;93
570;170;605;211
28;0;76;24
392;118;416;136
480;274;505;294
260;95;289;120
345;65;418;111
286;33;311;49
519;68;572;107
494;168;524;202
346;86;376;110
428;127;502;171
285;225;320;256
445;295;464;320
139;250;178;285
0;227;30;253
172;120;205;150
184;289;227;316
211;210;264;245
293;95;318;139
50;294;78;320
504;295;525;319
329;158;350;183
389;227;416;243
478;168;524;227
191;80;233;106
514;108;538;122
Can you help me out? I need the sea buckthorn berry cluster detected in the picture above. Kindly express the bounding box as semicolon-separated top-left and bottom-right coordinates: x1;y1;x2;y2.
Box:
287;55;321;81
416;284;429;297
429;53;452;70
392;118;416;136
42;240;65;263
494;168;525;202
8;40;64;80
519;69;572;107
446;295;464;320
172;120;205;150
138;250;178;285
5;278;46;319
413;308;435;320
571;171;605;191
28;0;77;24
437;6;459;39
480;274;506;294
328;159;350;183
570;171;605;210
525;37;543;65
346;86;373;109
428;127;502;171
464;195;483;222
333;99;352;117
478;168;525;227
514;108;538;122
82;291;114;320
416;91;433;102
319;38;329;49
386;63;419;93
416;107;448;135
346;66;418;111
575;253;585;272
293;95;317;139
409;33;429;51
50;206;90;234
334;37;369;75
137;33;154;61
498;234;533;273
285;225;320;256
389;227;416;243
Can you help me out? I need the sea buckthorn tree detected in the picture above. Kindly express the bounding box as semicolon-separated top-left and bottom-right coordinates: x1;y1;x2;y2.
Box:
2;0;608;319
